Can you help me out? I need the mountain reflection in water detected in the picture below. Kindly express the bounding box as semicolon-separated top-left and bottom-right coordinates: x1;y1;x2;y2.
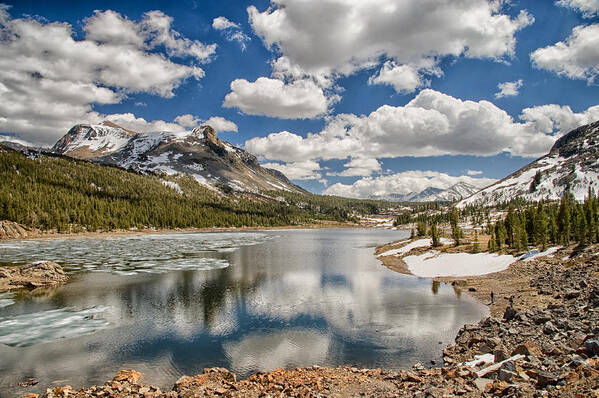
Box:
0;229;487;397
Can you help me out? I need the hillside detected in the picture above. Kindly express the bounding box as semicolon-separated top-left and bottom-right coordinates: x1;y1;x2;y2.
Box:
0;145;395;232
458;120;599;207
52;122;303;194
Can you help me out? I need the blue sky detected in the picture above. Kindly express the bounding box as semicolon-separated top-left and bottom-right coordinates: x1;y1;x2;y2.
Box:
1;0;598;197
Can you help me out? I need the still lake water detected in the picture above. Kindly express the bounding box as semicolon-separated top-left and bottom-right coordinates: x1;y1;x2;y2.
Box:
0;228;487;396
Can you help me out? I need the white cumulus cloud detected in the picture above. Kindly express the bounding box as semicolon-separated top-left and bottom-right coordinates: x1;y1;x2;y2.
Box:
495;79;523;98
262;160;322;180
212;16;250;50
519;104;599;135
101;113;190;133
556;0;599;17
246;89;589;162
330;158;382;177
173;114;202;128
245;89;599;180
249;0;532;83
323;171;496;199
531;24;599;83
212;16;239;30
0;7;216;145
204;116;238;133
223;77;332;119
368;63;426;94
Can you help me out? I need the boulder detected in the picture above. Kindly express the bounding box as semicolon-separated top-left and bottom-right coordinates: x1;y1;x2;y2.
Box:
503;306;517;321
583;338;599;357
535;370;560;388
113;370;142;384
511;342;543;357
0;261;67;292
0;220;32;240
543;321;559;335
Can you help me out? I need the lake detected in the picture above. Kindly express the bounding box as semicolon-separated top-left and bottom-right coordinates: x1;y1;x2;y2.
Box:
0;228;487;396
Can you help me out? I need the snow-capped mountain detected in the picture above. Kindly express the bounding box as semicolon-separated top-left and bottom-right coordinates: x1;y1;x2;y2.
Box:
370;182;481;202
52;122;135;159
51;122;303;194
458;120;599;208
413;182;482;202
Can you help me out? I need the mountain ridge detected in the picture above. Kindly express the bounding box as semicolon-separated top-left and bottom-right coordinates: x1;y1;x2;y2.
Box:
458;120;599;207
50;122;304;194
369;182;481;202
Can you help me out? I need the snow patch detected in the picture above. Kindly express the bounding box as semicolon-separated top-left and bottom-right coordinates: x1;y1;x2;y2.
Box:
162;180;183;194
64;125;131;155
380;238;454;256
404;251;516;278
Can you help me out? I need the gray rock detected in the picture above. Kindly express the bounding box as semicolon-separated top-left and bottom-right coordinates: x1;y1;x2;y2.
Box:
533;310;552;324
473;378;493;391
503;306;517;321
583;338;599;357
536;370;560;388
498;368;517;382
543;321;559;335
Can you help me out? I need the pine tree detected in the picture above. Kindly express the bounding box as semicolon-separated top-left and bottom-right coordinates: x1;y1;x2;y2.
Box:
558;192;572;244
574;203;587;245
535;201;548;251
519;211;529;252
506;205;516;248
488;228;496;252
530;170;542;192
584;187;598;243
495;220;507;250
472;230;480;253
450;207;462;246
431;223;441;247
548;208;558;244
513;214;523;252
417;221;427;237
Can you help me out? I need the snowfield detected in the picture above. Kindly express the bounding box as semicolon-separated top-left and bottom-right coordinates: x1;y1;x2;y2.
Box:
403;251;517;278
378;238;454;257
161;180;183;194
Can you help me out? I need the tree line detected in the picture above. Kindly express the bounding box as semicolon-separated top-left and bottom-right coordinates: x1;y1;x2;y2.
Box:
401;187;598;253
0;147;383;232
487;189;598;252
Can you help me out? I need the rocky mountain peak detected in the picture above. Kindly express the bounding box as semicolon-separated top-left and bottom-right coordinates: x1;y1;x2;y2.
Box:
368;182;480;202
100;121;137;135
51;122;303;194
550;120;599;158
199;125;217;144
458;120;599;207
52;123;133;159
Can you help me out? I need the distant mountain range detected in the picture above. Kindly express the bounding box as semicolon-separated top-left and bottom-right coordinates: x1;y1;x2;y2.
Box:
50;122;303;194
4;119;598;205
369;182;481;203
458;120;599;207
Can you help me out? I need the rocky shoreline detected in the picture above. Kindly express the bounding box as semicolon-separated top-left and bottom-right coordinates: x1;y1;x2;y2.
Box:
0;219;364;243
0;261;68;293
13;243;599;397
